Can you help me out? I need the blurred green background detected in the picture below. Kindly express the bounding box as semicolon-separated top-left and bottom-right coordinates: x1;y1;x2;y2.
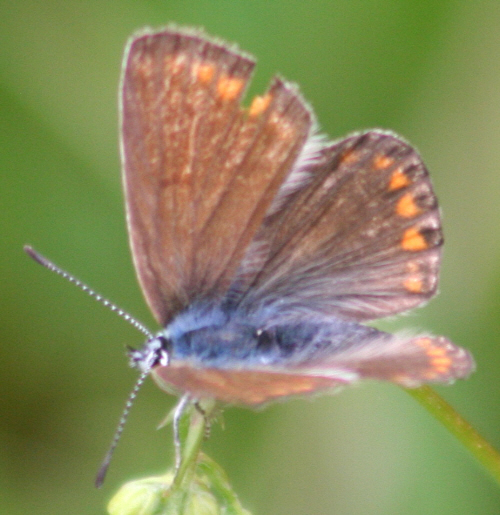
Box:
2;1;500;514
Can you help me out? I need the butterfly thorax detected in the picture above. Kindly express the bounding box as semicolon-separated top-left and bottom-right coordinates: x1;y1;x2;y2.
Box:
128;302;394;405
141;302;387;370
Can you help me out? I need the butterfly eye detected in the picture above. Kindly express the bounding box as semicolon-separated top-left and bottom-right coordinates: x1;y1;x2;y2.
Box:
255;329;275;353
155;335;171;366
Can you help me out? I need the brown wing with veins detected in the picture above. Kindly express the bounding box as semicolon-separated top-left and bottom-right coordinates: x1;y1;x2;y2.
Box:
234;131;443;322
121;29;313;325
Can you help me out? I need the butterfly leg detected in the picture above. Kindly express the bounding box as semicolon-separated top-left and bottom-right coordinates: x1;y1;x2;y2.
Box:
194;401;216;439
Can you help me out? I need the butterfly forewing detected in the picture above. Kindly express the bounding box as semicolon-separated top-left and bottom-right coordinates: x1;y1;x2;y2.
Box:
235;131;443;321
121;29;312;325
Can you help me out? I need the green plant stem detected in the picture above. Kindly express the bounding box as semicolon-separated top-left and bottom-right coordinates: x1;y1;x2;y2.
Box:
406;385;500;485
172;398;217;490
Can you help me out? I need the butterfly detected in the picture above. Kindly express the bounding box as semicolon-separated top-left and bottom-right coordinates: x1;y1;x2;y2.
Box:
117;27;474;407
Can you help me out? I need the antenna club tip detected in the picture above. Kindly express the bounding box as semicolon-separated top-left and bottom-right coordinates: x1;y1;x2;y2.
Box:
24;245;47;266
95;470;106;489
24;244;35;256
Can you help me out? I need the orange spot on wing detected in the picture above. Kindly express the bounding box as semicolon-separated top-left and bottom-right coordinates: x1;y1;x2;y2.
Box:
416;338;453;376
432;357;452;371
396;193;421;218
249;93;272;117
401;228;428;251
427;347;446;357
389;169;410;190
194;62;215;84
404;276;424;293
217;76;244;101
373;154;395;169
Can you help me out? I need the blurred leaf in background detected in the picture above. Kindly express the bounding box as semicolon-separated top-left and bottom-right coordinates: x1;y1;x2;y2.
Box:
2;1;500;514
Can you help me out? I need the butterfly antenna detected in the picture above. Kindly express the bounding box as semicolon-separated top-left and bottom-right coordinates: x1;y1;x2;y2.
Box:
95;368;150;488
25;245;159;486
24;245;152;338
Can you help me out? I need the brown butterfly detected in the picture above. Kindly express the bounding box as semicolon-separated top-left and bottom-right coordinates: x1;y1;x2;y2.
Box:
26;27;474;485
119;27;473;406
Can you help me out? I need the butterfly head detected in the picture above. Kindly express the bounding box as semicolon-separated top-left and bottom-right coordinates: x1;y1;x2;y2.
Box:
128;333;171;374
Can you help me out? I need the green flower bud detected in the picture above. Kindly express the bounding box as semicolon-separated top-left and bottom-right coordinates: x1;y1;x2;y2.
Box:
107;455;251;515
107;473;174;515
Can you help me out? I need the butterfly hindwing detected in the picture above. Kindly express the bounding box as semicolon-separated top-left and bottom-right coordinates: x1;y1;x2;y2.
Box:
152;330;473;405
234;131;443;321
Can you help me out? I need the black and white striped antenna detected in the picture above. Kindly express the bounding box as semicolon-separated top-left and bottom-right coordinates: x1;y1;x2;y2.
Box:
24;246;152;337
24;245;155;487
